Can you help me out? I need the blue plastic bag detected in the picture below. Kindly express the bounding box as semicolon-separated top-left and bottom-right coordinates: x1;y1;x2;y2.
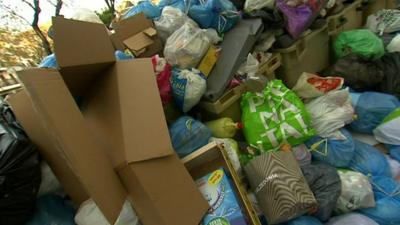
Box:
115;50;134;61
387;144;400;162
349;140;391;177
281;216;323;225
38;54;58;68
25;195;76;225
123;0;161;19
158;0;195;12
305;128;355;167
360;176;400;225
188;0;240;33
350;92;400;134
169;116;212;158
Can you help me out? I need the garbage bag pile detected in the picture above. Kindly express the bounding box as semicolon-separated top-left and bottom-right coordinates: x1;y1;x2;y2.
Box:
22;2;400;225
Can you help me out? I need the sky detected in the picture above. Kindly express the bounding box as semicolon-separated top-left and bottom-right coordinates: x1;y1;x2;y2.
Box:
1;0;123;29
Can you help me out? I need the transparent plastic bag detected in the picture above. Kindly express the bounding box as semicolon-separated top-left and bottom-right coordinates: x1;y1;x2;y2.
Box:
305;88;354;137
155;6;196;42
335;170;375;214
210;138;243;178
164;22;215;69
75;199;141;225
326;213;379;225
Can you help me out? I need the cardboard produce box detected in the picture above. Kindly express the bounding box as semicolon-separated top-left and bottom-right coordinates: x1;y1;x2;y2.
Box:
9;17;208;225
112;13;162;57
182;142;262;225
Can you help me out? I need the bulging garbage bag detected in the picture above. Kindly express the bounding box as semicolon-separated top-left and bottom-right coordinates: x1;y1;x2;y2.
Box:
334;29;384;60
157;0;195;13
151;55;172;106
291;144;311;166
301;163;342;221
387;144;400;163
305;88;354;138
69;8;103;24
0;104;41;225
122;0;161;19
366;9;400;35
188;0;240;33
335;170;375;214
386;155;400;180
169;116;212;158
360;176;400;225
26;195;75;225
277;0;327;38
374;108;400;145
349;140;391;177
350;92;400;134
241;80;314;152
292;72;344;99
305;128;355;168
281;216;323;225
75;199;141;225
387;34;400;53
155;6;195;42
38;54;58;68
326;213;379;225
171;68;206;113
322;54;384;91
376;52;400;99
205;117;240;138
164;22;216;69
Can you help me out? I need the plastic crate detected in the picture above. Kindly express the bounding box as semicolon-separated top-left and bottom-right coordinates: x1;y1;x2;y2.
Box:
198;84;246;122
258;53;282;81
327;0;363;38
274;25;330;88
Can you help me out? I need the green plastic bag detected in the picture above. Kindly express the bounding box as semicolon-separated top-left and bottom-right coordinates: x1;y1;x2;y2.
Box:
241;80;315;154
334;29;384;60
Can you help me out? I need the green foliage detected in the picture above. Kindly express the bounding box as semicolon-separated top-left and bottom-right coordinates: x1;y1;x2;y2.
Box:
96;8;114;27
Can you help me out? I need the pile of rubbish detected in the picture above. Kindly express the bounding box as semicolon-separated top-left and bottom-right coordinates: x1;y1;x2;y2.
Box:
3;0;400;225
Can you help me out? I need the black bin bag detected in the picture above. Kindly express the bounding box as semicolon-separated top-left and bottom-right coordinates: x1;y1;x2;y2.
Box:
0;104;41;225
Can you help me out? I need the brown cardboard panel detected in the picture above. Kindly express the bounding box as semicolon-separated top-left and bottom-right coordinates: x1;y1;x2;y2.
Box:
119;155;209;225
123;32;154;52
53;17;115;69
17;68;126;223
83;60;173;164
110;33;126;51
113;13;153;41
7;90;88;205
137;38;163;58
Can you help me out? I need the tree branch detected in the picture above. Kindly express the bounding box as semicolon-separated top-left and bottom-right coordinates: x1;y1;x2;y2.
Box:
32;0;40;27
21;0;35;10
55;0;63;16
0;3;31;25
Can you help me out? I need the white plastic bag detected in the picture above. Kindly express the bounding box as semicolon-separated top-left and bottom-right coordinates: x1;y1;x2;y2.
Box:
327;213;379;225
75;199;141;225
244;0;275;13
373;108;400;145
365;9;400;35
237;53;268;92
171;68;207;112
305;88;354;137
292;72;344;99
69;8;103;24
210;138;243;178
335;170;375;214
164;22;216;69
154;6;196;42
386;155;400;180
38;162;63;197
387;34;400;52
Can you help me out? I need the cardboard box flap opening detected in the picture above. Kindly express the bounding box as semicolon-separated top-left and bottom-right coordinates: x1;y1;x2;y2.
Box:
18;68;127;223
113;13;154;45
83;60;174;165
123;32;155;52
53;17;115;71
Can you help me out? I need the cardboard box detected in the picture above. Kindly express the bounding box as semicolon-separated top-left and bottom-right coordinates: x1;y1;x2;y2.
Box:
113;13;162;57
183;142;262;225
10;17;208;225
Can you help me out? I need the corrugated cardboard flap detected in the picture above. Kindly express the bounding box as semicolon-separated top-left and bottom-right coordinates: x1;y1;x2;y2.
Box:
123;31;154;52
115;59;174;163
18;68;127;224
113;13;154;44
52;17;116;96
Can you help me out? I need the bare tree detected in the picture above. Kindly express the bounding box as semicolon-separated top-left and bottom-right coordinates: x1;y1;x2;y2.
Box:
0;0;66;56
104;0;116;16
